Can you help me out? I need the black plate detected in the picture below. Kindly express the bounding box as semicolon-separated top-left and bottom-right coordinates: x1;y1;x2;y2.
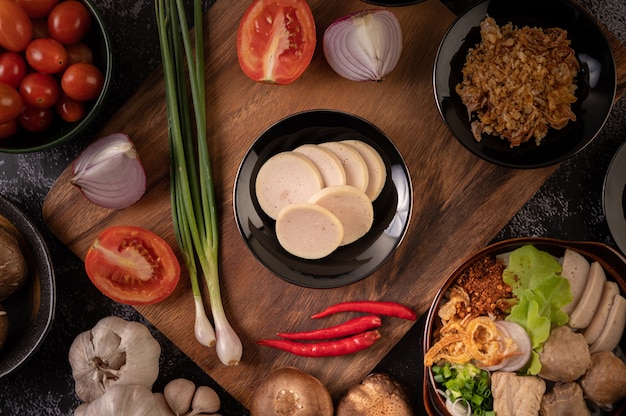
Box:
233;110;412;288
0;196;55;378
604;141;626;255
433;0;616;168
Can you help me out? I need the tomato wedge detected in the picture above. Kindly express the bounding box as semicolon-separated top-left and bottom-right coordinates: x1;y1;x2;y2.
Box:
85;226;181;305
237;0;316;85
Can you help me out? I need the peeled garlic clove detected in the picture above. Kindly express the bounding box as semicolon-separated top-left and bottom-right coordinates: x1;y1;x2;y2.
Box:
71;133;147;209
189;385;221;414
164;378;196;415
68;316;161;403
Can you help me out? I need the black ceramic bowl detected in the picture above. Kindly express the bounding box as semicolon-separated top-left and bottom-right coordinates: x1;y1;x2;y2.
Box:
0;0;113;153
0;196;55;379
233;109;412;288
434;0;616;168
423;237;626;415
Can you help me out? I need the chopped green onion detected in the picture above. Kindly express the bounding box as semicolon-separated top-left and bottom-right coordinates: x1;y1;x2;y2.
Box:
432;363;493;415
155;0;242;365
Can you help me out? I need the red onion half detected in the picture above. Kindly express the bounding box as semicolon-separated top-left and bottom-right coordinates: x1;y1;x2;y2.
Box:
71;133;146;209
323;9;402;82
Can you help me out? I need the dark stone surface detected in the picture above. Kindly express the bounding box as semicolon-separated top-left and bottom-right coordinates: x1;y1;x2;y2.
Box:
0;0;623;414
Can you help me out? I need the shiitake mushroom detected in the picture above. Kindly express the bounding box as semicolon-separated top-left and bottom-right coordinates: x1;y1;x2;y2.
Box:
248;367;333;416
0;226;28;301
336;373;413;415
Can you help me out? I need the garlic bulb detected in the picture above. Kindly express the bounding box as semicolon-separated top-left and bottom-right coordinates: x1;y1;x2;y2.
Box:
78;384;161;416
68;316;161;403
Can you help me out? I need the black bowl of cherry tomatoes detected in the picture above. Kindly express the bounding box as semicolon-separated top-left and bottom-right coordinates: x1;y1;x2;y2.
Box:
0;0;112;153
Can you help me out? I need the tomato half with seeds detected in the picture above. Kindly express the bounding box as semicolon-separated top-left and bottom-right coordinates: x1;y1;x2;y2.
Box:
236;0;316;85
85;226;181;305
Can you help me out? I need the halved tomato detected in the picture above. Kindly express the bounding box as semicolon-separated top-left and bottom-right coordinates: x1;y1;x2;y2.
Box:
236;0;316;85
85;226;181;305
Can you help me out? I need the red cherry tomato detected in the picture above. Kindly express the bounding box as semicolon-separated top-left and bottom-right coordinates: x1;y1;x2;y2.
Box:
236;0;316;84
55;92;85;122
47;0;92;45
18;106;54;132
16;0;60;19
0;119;18;139
0;0;33;52
20;72;61;109
65;42;93;66
61;62;104;101
0;81;23;124
25;38;69;74
0;51;27;89
84;226;181;305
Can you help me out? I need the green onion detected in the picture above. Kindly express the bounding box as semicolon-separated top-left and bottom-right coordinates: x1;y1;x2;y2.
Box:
433;363;493;415
155;0;242;366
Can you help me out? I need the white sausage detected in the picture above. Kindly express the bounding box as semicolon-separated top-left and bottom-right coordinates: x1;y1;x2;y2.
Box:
560;249;591;315
569;262;607;329
275;203;343;259
319;142;369;193
589;294;626;353
293;144;346;187
309;185;373;246
340;140;386;201
583;281;620;344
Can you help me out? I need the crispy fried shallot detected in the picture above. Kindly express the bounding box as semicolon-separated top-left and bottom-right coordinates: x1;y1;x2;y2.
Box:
456;17;579;147
424;316;518;368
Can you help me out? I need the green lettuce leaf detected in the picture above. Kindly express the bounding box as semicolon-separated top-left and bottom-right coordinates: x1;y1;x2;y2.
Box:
503;245;573;374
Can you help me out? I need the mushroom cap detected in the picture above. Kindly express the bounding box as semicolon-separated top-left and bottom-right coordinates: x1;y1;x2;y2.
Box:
336;373;413;416
0;226;28;301
249;366;333;416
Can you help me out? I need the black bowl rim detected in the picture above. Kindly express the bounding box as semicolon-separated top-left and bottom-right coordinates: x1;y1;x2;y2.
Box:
433;0;617;169
0;195;56;379
422;237;626;415
0;0;114;154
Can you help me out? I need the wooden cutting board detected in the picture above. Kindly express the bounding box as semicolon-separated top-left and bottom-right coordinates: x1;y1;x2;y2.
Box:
43;0;626;408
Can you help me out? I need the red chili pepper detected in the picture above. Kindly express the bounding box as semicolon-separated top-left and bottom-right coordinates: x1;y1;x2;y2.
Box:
311;300;417;321
277;315;382;341
257;330;382;357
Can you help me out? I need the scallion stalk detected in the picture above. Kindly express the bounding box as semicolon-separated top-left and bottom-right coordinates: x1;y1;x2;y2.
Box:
155;0;242;365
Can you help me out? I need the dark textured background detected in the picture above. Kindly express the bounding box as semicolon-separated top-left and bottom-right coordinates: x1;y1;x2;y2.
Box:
0;0;624;414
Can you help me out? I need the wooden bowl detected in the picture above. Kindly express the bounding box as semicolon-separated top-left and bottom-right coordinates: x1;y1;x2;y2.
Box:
422;237;626;415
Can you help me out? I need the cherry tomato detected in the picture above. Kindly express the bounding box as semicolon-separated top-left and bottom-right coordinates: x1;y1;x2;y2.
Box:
61;62;104;101
20;72;61;109
0;51;27;88
84;226;181;305
16;0;60;19
55;92;85;122
18;106;54;132
0;81;23;124
25;37;69;74
65;42;93;66
236;0;316;84
0;119;18;139
0;0;33;52
47;0;91;45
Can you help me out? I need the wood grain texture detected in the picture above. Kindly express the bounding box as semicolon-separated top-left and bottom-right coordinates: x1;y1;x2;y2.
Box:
42;0;626;408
